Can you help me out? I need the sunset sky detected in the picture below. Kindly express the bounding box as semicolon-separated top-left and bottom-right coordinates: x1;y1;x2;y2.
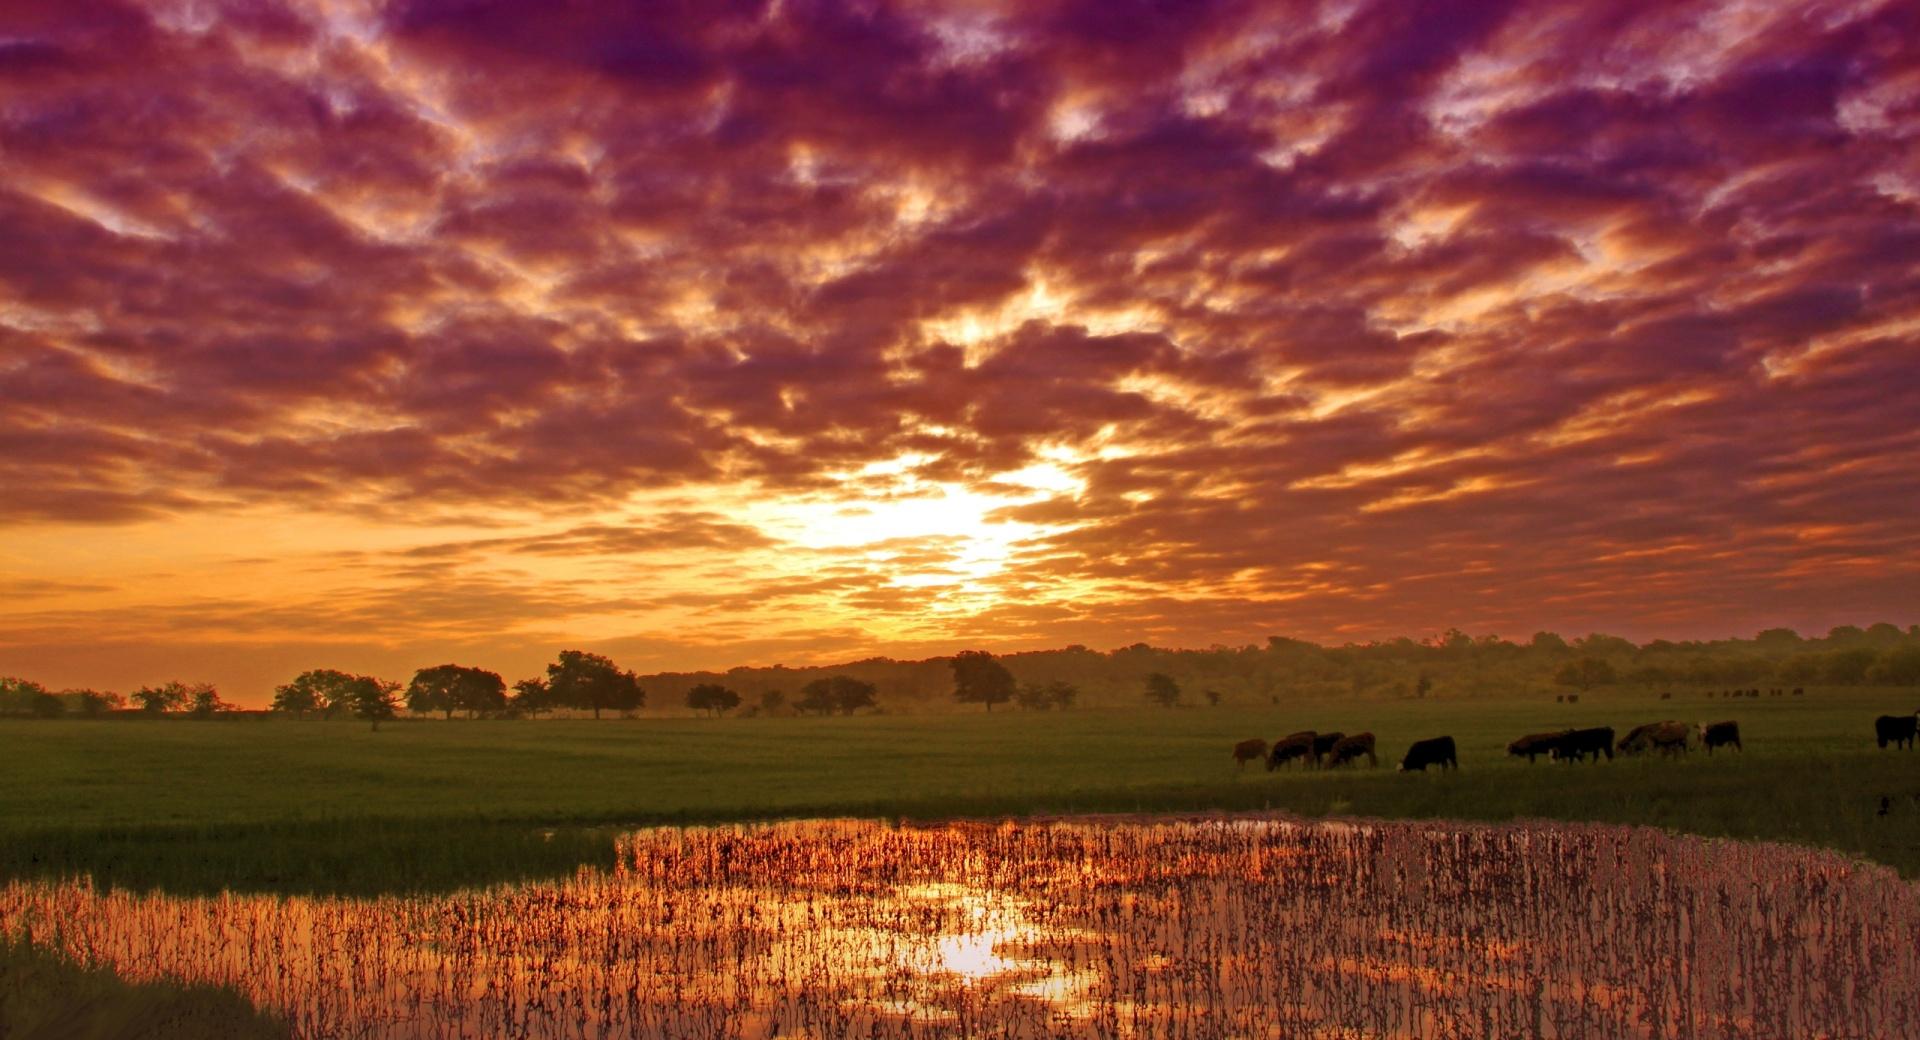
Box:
3;0;1917;700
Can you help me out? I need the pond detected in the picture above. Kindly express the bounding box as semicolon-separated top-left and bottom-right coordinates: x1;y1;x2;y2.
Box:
3;815;1915;1038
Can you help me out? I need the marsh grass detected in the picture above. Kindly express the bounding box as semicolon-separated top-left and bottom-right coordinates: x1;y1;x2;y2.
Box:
0;932;288;1039
2;687;1916;894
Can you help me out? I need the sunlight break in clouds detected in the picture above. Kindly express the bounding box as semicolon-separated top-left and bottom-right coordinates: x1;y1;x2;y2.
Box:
0;0;1916;698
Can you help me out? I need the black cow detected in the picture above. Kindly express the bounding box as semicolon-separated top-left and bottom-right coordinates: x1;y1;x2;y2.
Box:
1507;730;1568;763
1310;731;1345;767
1555;727;1615;763
1876;715;1917;750
1326;732;1377;768
1792;687;1804;696
1266;730;1316;770
1701;721;1741;754
1399;736;1457;772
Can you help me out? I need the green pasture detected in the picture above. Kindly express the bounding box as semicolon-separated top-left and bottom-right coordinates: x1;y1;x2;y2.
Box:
2;686;1917;895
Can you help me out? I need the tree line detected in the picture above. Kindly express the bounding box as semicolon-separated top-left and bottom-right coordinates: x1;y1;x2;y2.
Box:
5;623;1916;722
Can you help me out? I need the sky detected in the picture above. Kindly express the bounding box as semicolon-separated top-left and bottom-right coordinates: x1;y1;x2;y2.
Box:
2;0;1917;701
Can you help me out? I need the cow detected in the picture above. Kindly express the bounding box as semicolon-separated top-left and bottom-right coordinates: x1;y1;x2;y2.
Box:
1232;738;1269;770
1266;731;1317;770
1399;735;1458;772
1700;721;1741;754
1792;687;1804;696
1659;692;1672;700
1555;727;1615;763
1507;730;1569;763
1310;731;1346;768
1565;694;1580;704
1875;715;1918;751
1619;721;1691;755
1325;732;1377;768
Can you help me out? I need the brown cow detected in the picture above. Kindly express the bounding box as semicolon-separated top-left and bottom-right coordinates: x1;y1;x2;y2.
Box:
1619;721;1691;755
1325;732;1377;768
1232;738;1269;770
1266;731;1316;770
1507;730;1570;763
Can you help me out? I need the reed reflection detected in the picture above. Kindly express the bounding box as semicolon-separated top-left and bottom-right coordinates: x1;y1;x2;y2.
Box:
2;817;1915;1038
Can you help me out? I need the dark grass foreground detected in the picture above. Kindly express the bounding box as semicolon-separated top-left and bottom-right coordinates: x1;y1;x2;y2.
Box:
0;934;287;1040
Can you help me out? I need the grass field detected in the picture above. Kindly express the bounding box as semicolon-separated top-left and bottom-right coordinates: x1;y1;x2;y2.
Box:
3;686;1918;894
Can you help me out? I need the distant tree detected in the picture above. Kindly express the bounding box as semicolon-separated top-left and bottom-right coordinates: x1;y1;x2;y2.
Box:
829;676;877;715
545;650;644;719
1827;625;1867;644
272;669;363;719
510;677;553;717
795;676;876;716
758;689;786;716
1755;627;1802;647
687;683;742;717
66;689;123;717
1045;680;1079;710
185;684;230;719
1866;622;1904;642
1554;658;1616;692
407;664;507;719
1871;646;1920;686
950;650;1015;712
0;677;51;716
796;679;836;716
1015;683;1053;710
1824;648;1878;684
29;691;65;718
347;675;402;731
1144;672;1181;708
1203;689;1222;707
1529;632;1569;653
131;681;191;714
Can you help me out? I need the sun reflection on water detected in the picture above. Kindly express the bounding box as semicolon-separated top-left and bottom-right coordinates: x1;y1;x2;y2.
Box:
1;817;1915;1039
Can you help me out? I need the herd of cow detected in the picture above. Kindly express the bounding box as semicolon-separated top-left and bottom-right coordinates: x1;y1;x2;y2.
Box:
1231;731;1458;773
1236;711;1920;772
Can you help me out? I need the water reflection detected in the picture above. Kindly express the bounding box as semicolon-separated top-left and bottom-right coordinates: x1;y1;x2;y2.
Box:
3;816;1916;1038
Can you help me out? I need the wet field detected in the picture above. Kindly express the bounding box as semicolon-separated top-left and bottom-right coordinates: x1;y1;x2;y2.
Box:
5;815;1914;1039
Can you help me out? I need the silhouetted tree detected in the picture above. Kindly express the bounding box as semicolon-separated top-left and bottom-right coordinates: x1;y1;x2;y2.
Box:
796;679;836;716
186;684;230;719
1045;680;1079;710
0;677;49;716
131;681;191;714
272;669;363;719
951;650;1015;712
1015;683;1053;710
687;683;742;717
759;689;786;715
1871;646;1920;685
1144;672;1181;708
407;664;507;719
795;676;876;716
66;689;123;717
29;691;65;718
348;675;402;731
545;650;644;719
829;676;877;715
510;677;553;717
1554;657;1616;692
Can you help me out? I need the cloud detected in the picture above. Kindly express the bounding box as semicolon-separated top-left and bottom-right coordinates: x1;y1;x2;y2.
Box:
2;0;1917;697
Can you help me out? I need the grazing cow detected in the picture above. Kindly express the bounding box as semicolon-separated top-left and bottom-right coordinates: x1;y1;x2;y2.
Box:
1232;738;1269;770
1266;730;1316;770
1555;727;1616;763
1619;721;1691;755
1507;730;1569;763
1326;732;1377;768
1660;692;1672;700
1399;735;1458;772
1565;694;1580;704
1310;731;1346;767
1792;687;1804;696
1875;715;1918;751
1748;689;1761;699
1700;721;1741;754
1555;694;1564;703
